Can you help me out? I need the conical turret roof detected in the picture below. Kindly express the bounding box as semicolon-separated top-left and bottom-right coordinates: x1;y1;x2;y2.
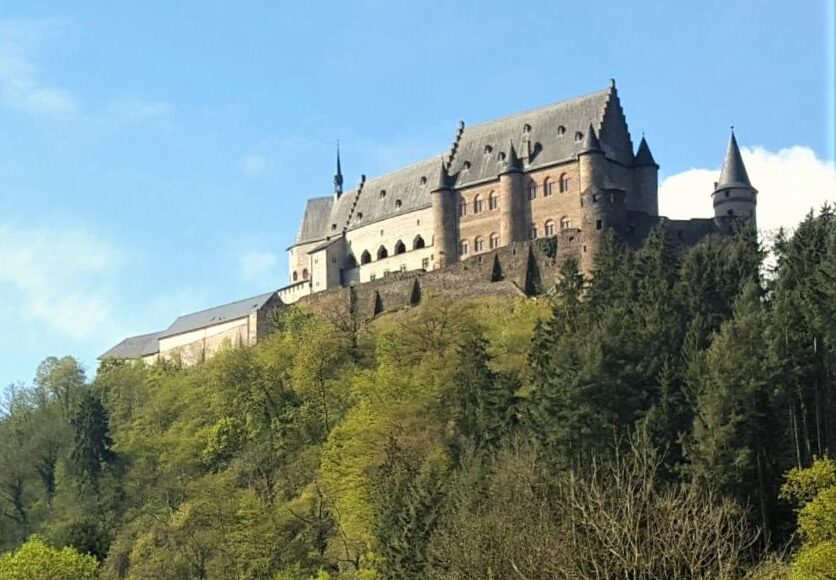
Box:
506;141;523;172
432;157;451;191
635;136;657;167
716;131;753;191
579;123;603;154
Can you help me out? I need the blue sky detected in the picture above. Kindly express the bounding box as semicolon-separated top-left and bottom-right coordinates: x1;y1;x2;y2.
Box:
1;0;834;388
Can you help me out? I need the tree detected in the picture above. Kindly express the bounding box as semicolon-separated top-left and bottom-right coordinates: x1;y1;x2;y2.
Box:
70;389;116;490
0;535;98;580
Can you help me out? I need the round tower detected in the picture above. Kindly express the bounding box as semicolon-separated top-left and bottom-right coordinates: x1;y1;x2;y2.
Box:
579;187;628;275
431;159;457;268
578;124;605;192
634;136;659;216
498;142;525;244
712;129;757;230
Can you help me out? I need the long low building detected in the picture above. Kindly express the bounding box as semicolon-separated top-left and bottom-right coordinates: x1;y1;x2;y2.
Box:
99;291;283;366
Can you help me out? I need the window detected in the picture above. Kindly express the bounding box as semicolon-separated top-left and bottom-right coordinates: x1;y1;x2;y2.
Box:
395;199;402;209
370;274;376;281
528;182;537;200
400;264;407;272
413;235;425;250
475;237;484;252
725;191;730;198
560;216;572;230
420;176;427;185
559;173;571;193
557;125;566;136
489;232;500;249
488;191;498;210
292;271;298;282
474;194;484;214
596;219;603;230
361;251;371;264
459;198;468;217
356;212;363;221
575;131;583;142
727;209;734;216
302;269;309;280
421;257;429;270
379;189;386;199
545;220;555;236
530;225;538;239
331;223;337;231
377;245;388;260
543;177;553;197
460;240;469;256
484;145;493;154
394;240;406;255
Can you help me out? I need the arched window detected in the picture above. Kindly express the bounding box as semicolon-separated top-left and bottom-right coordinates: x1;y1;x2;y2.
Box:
474;194;484;214
560;216;572;231
543;177;554;197
528;181;537;200
574;131;583;142
395;199;402;209
394;240;406;255
377;245;388;260
292;271;298;282
559;173;571;193
545;220;556;236
489;232;500;249
460;240;469;256
488;191;498;210
529;225;538;239
475;236;484;252
361;250;372;264
459;198;468;217
413;235;425;250
302;268;309;280
557;125;566;136
345;254;357;269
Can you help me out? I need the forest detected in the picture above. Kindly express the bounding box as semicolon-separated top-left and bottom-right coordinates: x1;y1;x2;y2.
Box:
0;207;834;579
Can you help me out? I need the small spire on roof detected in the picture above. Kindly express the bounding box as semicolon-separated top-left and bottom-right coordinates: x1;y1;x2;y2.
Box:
715;128;753;191
610;78;616;88
635;136;658;167
432;157;451;191
506;141;523;172
334;141;344;196
580;124;603;154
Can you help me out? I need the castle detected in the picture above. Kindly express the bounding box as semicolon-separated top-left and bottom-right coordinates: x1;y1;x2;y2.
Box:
100;80;758;364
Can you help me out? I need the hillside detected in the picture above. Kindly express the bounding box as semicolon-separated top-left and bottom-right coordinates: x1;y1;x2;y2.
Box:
1;208;834;579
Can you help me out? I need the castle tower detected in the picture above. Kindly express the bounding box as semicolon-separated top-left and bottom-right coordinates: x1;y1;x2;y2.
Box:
578;124;604;191
634;136;659;216
498;142;525;245
334;143;344;198
712;129;757;228
431;159;457;268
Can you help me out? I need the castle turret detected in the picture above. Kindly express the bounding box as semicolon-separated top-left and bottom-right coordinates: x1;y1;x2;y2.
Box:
498;142;525;245
634;136;659;216
712;129;757;228
578;124;604;191
431;159;457;268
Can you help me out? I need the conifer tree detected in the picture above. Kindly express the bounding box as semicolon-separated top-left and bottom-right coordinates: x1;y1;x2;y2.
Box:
70;390;116;491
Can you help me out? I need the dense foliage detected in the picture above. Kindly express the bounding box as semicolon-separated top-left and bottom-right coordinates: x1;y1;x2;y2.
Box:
1;207;834;578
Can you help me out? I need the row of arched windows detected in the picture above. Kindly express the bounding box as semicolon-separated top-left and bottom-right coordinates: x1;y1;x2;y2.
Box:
529;217;572;239
292;268;309;282
355;235;426;266
460;232;500;256
459;191;499;217
528;174;571;200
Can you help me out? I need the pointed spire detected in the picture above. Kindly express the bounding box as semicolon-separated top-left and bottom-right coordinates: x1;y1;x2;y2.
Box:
505;141;523;172
635;136;658;167
432;157;451;191
579;124;602;154
334;141;344;196
715;129;752;191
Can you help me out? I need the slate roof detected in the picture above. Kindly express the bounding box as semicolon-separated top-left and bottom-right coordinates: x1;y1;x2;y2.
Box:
99;331;162;360
158;291;277;339
292;83;636;247
635;136;657;167
716;132;754;191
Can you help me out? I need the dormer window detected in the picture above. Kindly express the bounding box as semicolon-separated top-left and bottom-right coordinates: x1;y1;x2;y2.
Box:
420;176;427;185
356;212;363;221
498;152;507;161
463;161;471;170
523;123;531;133
331;224;337;231
379;190;386;199
484;145;493;154
558;125;566;136
395;199;402;209
575;131;583;142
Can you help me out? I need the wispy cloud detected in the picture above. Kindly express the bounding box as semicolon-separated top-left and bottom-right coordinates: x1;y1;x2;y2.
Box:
0;224;125;339
238;250;278;283
660;145;836;237
240;154;270;176
0;19;80;119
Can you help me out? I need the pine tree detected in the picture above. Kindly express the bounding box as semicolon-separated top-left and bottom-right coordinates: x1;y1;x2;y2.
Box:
70;390;116;491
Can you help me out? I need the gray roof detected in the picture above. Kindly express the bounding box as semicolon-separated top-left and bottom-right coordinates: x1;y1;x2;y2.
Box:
295;197;334;245
716;132;753;191
635;136;657;167
158;291;277;339
292;83;636;246
99;331;161;360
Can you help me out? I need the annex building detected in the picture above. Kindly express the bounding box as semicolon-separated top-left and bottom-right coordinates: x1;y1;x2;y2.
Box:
100;80;758;364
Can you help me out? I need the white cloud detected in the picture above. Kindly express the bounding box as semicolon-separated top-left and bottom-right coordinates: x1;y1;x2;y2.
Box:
240;154;270;176
0;225;125;339
105;98;171;124
238;251;278;282
0;19;80;119
660;145;836;237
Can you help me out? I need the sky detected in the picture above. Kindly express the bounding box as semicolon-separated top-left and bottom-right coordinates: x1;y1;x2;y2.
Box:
0;0;834;388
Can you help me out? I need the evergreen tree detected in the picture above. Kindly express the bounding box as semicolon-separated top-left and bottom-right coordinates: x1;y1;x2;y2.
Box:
70;390;116;491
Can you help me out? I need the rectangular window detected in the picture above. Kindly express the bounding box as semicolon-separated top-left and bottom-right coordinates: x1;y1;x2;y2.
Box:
421;258;429;270
475;239;484;252
530;227;538;240
596;219;603;230
528;184;537;200
461;241;469;255
545;223;555;236
400;264;407;272
370;274;376;281
459;202;467;217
